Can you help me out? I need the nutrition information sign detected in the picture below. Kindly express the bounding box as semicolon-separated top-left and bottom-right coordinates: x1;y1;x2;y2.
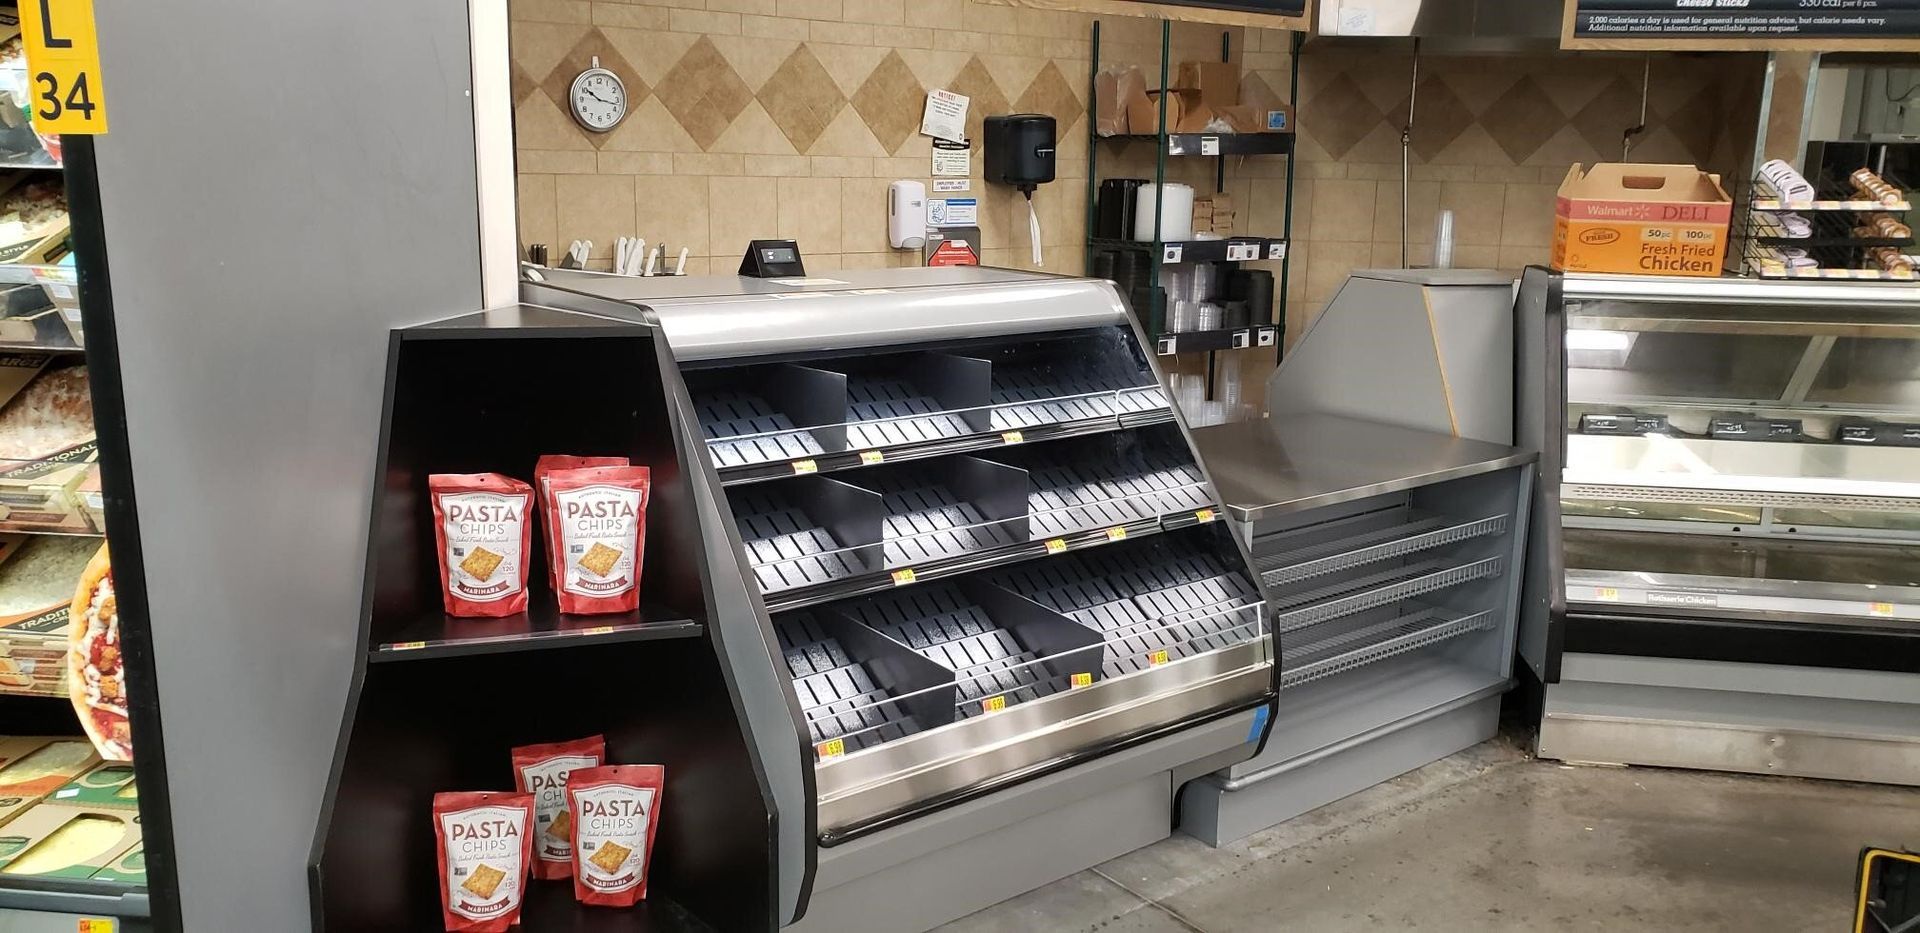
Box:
1563;0;1920;50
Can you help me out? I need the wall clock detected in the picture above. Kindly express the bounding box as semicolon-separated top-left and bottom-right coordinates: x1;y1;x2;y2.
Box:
569;56;627;134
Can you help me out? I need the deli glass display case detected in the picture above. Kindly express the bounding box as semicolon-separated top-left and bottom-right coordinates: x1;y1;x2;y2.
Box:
526;266;1275;933
1518;270;1920;786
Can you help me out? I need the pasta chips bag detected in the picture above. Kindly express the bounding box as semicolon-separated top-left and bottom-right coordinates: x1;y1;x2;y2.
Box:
510;735;605;880
433;791;534;931
533;456;629;593
429;474;534;618
566;764;664;907
541;466;650;615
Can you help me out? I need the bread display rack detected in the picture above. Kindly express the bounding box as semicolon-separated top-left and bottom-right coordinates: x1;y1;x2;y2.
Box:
525;265;1278;933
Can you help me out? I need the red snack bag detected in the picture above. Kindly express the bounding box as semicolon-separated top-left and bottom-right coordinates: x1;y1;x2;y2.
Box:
433;791;535;931
534;456;629;592
542;466;651;615
430;473;534;618
510;735;606;880
566;764;665;907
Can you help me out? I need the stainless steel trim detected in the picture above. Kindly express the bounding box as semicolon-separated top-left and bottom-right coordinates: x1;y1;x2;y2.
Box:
1196;413;1534;523
1561;273;1920;308
813;641;1271;833
1566;567;1920;623
1561;435;1920;507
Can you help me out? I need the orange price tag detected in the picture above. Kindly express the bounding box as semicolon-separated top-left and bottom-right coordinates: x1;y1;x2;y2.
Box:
817;738;845;758
1149;649;1170;666
1870;602;1895;617
981;695;1006;713
78;921;115;933
791;458;819;475
1001;431;1024;445
1105;527;1128;542
891;568;917;586
1045;538;1068;555
1070;672;1093;689
859;450;885;465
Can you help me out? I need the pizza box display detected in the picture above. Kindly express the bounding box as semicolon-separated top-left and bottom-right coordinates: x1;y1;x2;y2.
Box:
0;803;139;879
0;364;97;532
90;842;144;885
76;468;103;531
0;176;69;267
0;739;98;828
0;536;96;698
45;762;136;811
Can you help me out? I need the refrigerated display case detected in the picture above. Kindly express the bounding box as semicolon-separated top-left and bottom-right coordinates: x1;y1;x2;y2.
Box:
522;266;1276;933
1518;269;1920;785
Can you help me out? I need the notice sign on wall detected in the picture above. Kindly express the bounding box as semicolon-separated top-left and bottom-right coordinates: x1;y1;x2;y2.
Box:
1566;0;1920;48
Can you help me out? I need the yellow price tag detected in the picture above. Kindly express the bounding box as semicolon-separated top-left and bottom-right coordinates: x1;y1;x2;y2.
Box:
1870;602;1895;617
78;921;115;933
582;625;615;636
859;450;885;465
1105;527;1128;542
1195;508;1216;524
1070;672;1093;689
1596;587;1619;602
1044;538;1067;555
1001;431;1024;445
20;0;108;134
791;458;818;475
1149;649;1170;666
891;568;917;586
389;641;427;651
816;738;845;759
981;695;1006;713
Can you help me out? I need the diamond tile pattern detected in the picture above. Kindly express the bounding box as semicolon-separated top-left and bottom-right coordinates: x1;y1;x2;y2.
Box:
656;36;757;151
542;29;650;149
761;45;848;153
1480;77;1560;164
1303;73;1381;161
947;55;1011;148
853;51;926;155
1571;76;1644;159
1015;61;1083;134
1384;75;1474;163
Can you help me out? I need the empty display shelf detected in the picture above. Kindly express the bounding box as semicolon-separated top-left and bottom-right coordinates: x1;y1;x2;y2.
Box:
990;366;1168;431
696;390;828;468
730;478;883;595
1279;606;1496;689
990;427;1215;540
1257;511;1509;587
776;613;942;756
861;459;1029;566
1269;556;1503;634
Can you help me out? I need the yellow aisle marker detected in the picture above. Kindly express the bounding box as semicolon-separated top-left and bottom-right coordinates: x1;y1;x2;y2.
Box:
21;0;109;134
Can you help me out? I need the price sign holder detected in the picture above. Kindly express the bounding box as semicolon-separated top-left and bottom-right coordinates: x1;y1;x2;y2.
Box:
21;0;109;134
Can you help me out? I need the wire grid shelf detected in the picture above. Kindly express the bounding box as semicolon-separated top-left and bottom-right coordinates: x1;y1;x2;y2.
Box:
698;391;825;468
844;376;974;448
1279;607;1495;690
990;368;1166;430
1271;557;1503;634
1023;446;1210;539
1259;513;1508;587
1739;172;1916;281
777;615;923;751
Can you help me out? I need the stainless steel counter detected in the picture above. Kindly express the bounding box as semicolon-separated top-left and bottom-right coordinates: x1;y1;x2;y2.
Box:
1193;414;1535;522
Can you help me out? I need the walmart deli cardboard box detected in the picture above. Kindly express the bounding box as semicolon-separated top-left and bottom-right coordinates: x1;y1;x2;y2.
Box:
1552;164;1731;278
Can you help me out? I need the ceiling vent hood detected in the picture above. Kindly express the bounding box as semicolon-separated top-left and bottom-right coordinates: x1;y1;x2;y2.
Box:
1316;0;1563;48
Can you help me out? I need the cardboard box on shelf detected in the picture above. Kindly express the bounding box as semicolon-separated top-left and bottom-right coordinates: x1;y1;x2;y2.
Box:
46;762;137;811
1176;61;1240;108
0;739;100;828
1112;67;1149;136
1551;163;1731;278
0;803;140;879
1132;88;1213;136
90;843;144;885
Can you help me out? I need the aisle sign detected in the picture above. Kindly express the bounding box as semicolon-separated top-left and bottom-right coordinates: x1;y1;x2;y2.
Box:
1565;0;1920;49
20;0;109;134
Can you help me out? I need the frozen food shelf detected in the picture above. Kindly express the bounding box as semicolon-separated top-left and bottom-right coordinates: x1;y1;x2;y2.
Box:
731;487;870;593
517;885;715;932
1023;448;1213;539
0;876;150;921
697;391;825;468
1258;512;1508;586
778;618;923;753
845;376;973;448
869;472;1019;565
1271;557;1504;634
370;604;703;661
1280;607;1496;690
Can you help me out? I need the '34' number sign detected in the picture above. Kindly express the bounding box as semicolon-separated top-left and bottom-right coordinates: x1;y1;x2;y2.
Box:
19;0;108;134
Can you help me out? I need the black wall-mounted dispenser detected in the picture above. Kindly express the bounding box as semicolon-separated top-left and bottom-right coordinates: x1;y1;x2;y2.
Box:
983;114;1056;191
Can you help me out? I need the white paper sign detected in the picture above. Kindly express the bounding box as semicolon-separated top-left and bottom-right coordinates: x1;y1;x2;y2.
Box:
920;89;970;143
926;198;978;226
932;144;971;177
932;179;970;192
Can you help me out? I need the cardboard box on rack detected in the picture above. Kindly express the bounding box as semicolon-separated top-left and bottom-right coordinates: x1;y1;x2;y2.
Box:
0;803;140;879
90;843;144;885
1176;61;1240;108
46;762;137;811
1131;88;1213;136
0;739;100;828
1216;101;1292;134
1551;163;1731;277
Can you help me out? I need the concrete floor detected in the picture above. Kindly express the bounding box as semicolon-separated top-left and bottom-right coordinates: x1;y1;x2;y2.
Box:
936;728;1920;932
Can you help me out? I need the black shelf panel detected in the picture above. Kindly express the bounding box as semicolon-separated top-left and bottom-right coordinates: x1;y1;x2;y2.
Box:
517;885;716;932
1101;132;1294;156
1152;325;1279;356
716;408;1177;487
0;876;150;919
1091;236;1288;265
371;603;704;661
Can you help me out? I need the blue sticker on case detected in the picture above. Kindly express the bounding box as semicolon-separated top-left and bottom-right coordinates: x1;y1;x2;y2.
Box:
1247;704;1271;742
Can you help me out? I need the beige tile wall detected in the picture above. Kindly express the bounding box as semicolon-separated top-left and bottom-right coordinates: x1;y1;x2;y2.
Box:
510;3;1763;402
